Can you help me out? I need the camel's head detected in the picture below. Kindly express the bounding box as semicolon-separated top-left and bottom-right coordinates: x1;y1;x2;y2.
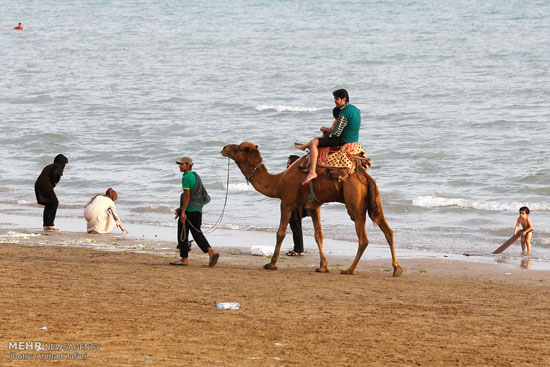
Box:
221;142;263;167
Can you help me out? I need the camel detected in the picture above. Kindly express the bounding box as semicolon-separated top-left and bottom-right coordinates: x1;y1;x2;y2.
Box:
220;142;403;277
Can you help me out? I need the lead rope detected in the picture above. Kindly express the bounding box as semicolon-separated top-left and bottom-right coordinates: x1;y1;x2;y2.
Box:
201;157;231;234
181;157;231;236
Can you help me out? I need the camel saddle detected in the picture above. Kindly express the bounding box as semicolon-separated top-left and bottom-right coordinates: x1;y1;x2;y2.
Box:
300;142;371;182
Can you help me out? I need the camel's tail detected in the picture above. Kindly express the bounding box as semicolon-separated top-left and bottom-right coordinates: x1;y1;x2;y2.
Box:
364;170;383;226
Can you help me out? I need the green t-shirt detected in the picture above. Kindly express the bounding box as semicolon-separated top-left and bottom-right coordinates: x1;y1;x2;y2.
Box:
338;104;361;143
181;171;199;212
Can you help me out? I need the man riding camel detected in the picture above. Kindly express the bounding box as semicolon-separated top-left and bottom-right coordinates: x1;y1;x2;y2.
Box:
294;89;361;185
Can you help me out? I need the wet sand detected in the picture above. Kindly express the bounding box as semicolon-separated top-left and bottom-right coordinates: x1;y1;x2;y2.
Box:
1;230;550;366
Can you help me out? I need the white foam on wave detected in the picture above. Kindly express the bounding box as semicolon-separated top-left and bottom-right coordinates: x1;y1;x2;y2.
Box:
255;105;323;113
412;196;550;212
204;223;243;230
225;182;255;192
0;231;41;241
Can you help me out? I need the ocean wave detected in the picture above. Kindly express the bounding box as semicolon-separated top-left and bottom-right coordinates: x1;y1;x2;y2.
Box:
412;196;550;212
0;231;41;241
26;132;72;143
223;182;255;192
156;97;189;103
353;59;387;65
0;199;40;208
10;95;53;104
202;223;249;231
255;105;324;113
58;203;88;210
534;187;550;195
132;205;172;214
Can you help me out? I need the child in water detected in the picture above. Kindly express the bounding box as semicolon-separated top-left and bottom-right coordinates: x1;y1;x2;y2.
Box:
514;206;533;255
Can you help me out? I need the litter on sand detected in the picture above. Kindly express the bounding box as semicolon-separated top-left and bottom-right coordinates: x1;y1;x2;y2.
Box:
251;245;274;256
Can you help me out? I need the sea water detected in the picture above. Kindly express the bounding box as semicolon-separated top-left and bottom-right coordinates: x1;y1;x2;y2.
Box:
1;1;549;262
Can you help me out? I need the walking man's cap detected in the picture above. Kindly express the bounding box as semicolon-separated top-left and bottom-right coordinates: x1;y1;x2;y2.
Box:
176;157;193;165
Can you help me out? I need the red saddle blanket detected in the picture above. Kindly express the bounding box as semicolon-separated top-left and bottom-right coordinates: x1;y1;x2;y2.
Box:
317;142;369;181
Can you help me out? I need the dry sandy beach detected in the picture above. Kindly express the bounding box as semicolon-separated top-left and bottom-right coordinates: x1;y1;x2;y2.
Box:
1;229;550;367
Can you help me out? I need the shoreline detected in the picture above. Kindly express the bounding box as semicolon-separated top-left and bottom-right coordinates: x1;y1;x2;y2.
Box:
1;225;550;278
2;210;550;272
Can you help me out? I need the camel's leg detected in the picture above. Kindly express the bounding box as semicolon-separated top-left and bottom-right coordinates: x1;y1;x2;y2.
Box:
339;178;370;275
310;207;329;273
377;215;403;277
341;216;369;275
264;203;293;271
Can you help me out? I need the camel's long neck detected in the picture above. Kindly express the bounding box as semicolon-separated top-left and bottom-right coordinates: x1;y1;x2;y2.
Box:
242;163;281;198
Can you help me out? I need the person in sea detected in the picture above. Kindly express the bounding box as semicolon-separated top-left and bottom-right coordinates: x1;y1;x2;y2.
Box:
171;156;219;267
34;154;68;231
514;206;533;255
84;188;127;234
294;88;361;185
13;23;23;30
285;155;308;256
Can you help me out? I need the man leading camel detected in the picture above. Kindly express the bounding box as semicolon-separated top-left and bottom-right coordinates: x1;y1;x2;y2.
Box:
294;89;361;185
171;156;219;267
